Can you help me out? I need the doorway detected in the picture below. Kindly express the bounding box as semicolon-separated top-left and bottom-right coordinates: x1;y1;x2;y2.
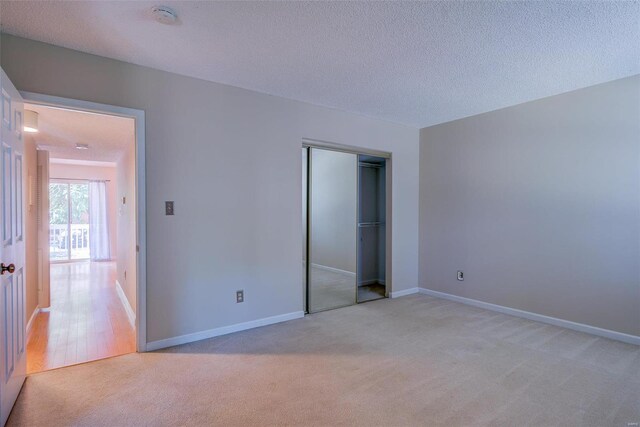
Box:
21;100;141;373
302;144;390;313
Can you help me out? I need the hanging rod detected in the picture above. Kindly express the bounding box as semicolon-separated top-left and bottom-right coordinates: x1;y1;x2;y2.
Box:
358;162;384;169
50;177;111;182
358;222;385;227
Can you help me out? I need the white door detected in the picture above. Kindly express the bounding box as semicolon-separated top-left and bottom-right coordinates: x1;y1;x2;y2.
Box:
0;68;26;426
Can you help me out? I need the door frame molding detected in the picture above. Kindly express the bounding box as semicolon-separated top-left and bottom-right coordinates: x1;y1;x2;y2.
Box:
302;138;391;159
301;138;393;307
20;91;148;352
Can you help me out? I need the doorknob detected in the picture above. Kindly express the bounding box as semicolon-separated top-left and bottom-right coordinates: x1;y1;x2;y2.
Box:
1;263;15;275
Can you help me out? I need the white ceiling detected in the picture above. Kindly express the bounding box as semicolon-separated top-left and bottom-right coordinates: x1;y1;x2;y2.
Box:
24;104;134;162
3;1;639;127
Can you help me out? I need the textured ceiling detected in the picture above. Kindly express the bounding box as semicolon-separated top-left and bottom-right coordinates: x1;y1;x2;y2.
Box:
25;104;134;162
3;1;640;127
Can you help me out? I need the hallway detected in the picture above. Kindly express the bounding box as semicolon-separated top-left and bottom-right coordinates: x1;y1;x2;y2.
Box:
26;262;135;373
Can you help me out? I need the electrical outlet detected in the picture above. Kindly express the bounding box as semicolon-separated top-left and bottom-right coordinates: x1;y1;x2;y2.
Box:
236;290;244;303
165;201;174;215
457;271;464;281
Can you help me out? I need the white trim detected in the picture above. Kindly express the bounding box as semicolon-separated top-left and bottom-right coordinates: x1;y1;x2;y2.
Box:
146;311;305;352
21;92;141;119
115;280;136;328
389;287;419;298
310;263;356;277
302;138;391;159
21;91;147;352
418;288;640;346
26;307;40;335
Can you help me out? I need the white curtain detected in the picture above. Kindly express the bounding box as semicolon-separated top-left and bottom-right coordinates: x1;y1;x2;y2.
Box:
89;181;111;261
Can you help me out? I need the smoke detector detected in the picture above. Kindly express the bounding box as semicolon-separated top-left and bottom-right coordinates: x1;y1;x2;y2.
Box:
151;6;178;24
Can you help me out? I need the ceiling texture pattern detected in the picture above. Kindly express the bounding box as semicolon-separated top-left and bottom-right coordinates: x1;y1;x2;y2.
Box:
25;104;134;162
2;1;639;127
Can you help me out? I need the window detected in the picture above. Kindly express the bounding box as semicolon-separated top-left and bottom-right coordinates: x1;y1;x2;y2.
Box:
49;182;90;261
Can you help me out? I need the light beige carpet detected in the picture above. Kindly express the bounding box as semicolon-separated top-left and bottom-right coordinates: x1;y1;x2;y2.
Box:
8;294;640;426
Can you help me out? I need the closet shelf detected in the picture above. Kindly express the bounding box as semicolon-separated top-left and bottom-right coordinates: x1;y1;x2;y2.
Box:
358;222;385;227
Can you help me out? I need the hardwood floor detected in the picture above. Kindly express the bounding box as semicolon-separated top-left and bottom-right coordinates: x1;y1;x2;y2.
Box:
26;261;135;374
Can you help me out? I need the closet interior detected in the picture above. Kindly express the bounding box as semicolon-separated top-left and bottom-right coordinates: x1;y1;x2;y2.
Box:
357;155;386;302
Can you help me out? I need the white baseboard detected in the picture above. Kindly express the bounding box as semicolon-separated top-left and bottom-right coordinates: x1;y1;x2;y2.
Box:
390;287;419;298
418;288;640;346
26;306;40;335
146;311;305;352
115;280;136;328
311;263;356;277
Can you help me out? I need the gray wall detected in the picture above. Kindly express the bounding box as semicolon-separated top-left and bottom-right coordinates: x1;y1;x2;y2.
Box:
23;136;38;323
1;34;419;343
420;75;640;336
116;141;137;314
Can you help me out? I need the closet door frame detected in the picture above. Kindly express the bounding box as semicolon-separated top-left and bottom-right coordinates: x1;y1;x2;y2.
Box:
302;139;392;313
